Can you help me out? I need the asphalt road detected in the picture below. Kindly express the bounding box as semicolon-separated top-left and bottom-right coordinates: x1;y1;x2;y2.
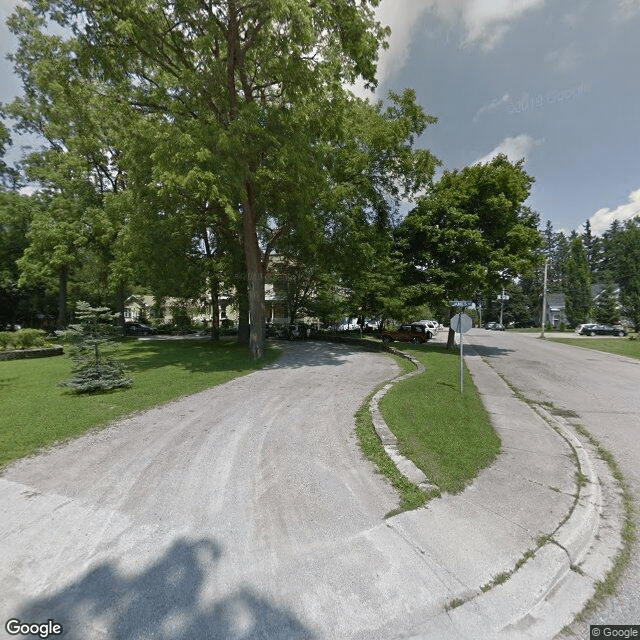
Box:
1;341;407;639
466;329;640;635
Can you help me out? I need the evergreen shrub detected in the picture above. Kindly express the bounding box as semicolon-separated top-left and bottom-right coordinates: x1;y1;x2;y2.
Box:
59;301;132;393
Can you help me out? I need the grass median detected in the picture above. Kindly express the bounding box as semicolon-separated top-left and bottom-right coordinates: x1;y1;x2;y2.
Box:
357;344;500;514
0;338;280;470
545;335;640;361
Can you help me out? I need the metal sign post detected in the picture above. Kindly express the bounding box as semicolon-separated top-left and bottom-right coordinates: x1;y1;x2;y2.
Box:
497;290;510;326
450;312;473;393
460;327;464;392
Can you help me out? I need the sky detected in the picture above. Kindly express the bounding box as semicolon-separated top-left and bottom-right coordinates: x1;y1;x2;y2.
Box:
1;0;639;236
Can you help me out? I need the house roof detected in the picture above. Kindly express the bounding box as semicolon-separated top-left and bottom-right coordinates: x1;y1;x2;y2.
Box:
546;293;565;307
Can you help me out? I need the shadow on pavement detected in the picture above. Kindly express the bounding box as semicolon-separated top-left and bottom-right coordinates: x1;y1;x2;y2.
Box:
262;339;383;370
15;538;314;640
466;344;514;358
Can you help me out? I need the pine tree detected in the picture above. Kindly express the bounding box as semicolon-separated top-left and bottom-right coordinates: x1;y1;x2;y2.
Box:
594;278;619;324
60;301;132;393
564;237;592;326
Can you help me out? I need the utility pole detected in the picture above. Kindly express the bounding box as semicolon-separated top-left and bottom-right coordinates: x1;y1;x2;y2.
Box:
541;259;548;338
497;288;509;326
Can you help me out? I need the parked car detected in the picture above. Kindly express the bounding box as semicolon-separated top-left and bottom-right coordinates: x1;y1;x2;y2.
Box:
287;324;310;340
269;323;310;339
485;322;505;331
381;322;433;344
415;319;440;333
578;324;627;337
337;320;359;331
124;322;158;336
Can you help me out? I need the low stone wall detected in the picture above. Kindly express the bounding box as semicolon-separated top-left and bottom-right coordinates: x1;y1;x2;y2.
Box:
0;346;64;361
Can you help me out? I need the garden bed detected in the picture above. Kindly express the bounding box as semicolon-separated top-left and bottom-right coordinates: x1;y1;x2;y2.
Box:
0;346;64;361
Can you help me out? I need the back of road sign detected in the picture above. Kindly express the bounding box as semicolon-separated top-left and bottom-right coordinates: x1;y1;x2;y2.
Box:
451;313;473;334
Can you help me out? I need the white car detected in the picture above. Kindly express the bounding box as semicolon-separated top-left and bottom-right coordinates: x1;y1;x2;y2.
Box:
415;319;440;333
337;319;359;331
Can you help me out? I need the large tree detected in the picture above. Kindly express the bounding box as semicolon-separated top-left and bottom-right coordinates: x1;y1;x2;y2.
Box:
563;236;592;326
320;91;439;327
604;217;640;329
4;7;134;325
399;154;542;346
18;0;389;358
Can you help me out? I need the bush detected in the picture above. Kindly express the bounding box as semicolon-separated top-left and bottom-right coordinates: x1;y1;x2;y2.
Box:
0;329;48;351
0;332;16;351
170;305;192;332
16;328;48;349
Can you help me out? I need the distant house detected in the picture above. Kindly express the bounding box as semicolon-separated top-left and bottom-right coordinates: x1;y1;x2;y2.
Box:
544;293;568;328
124;295;168;323
542;283;621;328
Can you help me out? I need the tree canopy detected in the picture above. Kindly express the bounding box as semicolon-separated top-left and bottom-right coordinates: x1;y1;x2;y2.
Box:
398;155;542;344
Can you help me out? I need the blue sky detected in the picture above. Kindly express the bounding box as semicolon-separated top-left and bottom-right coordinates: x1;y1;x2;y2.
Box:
360;0;640;235
2;0;639;235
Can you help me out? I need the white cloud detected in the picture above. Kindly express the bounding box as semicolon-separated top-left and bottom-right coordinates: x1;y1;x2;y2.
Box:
545;43;582;73
473;133;541;165
473;93;511;122
588;189;640;236
374;0;434;87
614;0;640;21
460;0;546;50
370;0;546;90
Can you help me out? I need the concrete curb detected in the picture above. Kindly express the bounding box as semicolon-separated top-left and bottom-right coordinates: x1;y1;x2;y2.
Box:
368;351;440;491
403;410;624;640
375;344;624;639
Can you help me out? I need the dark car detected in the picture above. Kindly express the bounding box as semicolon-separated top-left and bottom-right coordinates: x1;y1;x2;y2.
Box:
124;322;158;336
381;322;433;344
287;324;310;340
485;322;505;331
578;324;626;337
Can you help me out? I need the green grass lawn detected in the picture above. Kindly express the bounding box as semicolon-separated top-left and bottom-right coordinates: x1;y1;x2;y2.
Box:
545;336;640;360
379;344;500;495
0;338;280;469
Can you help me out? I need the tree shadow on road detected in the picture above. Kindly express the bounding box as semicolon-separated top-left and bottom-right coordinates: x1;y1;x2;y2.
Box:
262;339;384;370
15;537;315;639
116;340;281;375
466;344;514;358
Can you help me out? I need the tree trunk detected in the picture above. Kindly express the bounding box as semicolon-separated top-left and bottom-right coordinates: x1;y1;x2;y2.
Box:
247;254;266;359
237;294;250;345
243;181;266;359
446;306;456;349
116;284;126;328
57;266;68;328
210;279;220;341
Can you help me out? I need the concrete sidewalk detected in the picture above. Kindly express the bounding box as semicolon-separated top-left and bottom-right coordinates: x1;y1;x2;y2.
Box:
373;344;624;639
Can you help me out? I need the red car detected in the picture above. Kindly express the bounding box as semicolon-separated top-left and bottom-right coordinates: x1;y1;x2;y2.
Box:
381;323;433;344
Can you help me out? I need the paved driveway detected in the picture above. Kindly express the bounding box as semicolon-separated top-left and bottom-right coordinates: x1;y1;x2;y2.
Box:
466;329;640;635
1;341;405;639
